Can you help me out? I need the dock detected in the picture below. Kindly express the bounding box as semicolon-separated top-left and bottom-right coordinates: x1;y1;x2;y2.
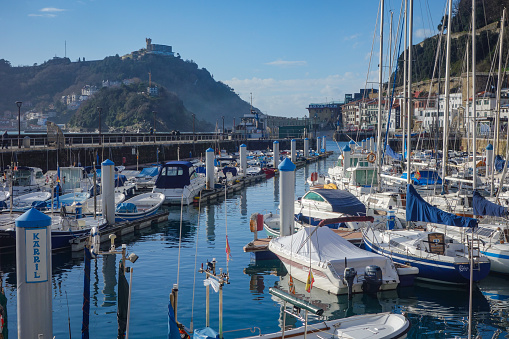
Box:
70;211;169;252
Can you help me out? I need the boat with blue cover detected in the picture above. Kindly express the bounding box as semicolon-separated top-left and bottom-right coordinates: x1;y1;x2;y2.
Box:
152;161;205;205
363;184;491;285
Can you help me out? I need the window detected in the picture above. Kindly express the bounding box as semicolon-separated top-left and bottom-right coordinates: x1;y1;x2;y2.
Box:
303;191;325;202
162;166;184;176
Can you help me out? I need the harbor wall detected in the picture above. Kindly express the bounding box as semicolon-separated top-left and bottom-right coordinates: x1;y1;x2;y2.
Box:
0;139;308;171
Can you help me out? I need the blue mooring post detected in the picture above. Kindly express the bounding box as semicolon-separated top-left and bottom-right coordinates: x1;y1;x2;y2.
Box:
16;208;52;338
82;247;91;339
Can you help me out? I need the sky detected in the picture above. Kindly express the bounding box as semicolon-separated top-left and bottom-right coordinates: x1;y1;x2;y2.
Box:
0;0;449;118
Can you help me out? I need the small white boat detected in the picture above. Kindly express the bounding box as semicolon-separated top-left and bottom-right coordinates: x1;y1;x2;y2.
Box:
81;193;126;215
115;192;165;222
49;192;91;211
269;226;400;295
241;312;410;339
4;191;51;211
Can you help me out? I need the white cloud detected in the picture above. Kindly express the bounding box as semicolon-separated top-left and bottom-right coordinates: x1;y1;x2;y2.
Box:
344;33;360;41
415;28;435;39
265;59;307;67
224;73;366;118
29;7;66;17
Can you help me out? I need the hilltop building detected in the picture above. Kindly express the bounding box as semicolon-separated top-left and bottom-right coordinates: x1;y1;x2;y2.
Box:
145;38;174;57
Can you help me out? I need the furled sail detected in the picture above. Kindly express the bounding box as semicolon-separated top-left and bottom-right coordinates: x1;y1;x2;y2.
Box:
473;190;508;217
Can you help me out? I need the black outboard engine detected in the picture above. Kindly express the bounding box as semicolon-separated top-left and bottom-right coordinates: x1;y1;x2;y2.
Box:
343;267;357;299
363;265;383;294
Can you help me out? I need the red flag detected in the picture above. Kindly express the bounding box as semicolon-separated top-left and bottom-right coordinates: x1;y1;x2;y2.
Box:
305;269;314;293
225;235;232;261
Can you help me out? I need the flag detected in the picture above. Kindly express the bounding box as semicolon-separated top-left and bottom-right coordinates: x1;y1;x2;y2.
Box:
414;170;421;180
305;270;314;293
288;275;296;295
167;299;180;339
225;235;232;261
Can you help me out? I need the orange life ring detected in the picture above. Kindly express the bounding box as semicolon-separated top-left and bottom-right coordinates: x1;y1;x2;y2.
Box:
367;152;376;163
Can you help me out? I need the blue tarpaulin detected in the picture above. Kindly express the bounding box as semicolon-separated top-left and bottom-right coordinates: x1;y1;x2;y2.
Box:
310;189;366;216
167;300;180;339
406;184;477;227
193;327;219;339
473;191;508;217
116;202;138;213
137;166;159;178
494;155;505;172
385;144;402;161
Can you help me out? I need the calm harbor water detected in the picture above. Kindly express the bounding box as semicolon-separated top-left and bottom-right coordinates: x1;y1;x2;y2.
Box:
1;141;508;338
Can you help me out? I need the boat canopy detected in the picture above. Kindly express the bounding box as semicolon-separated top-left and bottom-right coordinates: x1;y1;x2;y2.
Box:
116;202;138;213
154;161;193;189
473;190;508;217
304;189;366;215
272;227;393;273
400;170;442;185
494;155;505;172
385;144;402;161
406;184;477;227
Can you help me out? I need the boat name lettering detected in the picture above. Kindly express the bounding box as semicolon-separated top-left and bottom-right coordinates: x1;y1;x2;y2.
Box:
458;265;469;272
25;229;48;283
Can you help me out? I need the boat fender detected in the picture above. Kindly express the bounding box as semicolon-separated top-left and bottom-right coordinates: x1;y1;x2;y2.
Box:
249;213;258;232
367;152;376;163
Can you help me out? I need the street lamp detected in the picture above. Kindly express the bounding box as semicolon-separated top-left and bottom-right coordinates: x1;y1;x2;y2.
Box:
191;113;196;155
153;111;156;143
16;101;22;148
97;107;102;145
222;116;225;140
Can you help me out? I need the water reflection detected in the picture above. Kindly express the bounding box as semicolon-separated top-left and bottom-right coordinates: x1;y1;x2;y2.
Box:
205;205;216;243
240;189;247;216
102;253;117;308
273;176;279;202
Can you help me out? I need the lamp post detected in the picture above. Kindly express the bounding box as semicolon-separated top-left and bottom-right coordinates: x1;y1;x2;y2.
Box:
153;111;156;143
192;113;196;155
97;107;102;145
16;101;22;148
222;116;225;140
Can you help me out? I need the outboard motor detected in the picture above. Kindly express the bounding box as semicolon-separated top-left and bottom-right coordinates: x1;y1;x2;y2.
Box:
0;200;7;210
343;267;357;299
363;265;383;294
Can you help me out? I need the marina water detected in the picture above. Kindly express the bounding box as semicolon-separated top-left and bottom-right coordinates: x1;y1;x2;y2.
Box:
1;141;508;338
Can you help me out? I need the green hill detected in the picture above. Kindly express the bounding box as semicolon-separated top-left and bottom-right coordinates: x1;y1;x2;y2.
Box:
0;52;256;131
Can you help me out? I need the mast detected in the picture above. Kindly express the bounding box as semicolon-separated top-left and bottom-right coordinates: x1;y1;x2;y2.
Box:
376;0;384;190
406;0;413;185
491;8;506;196
402;0;407;164
441;0;453;194
469;1;476;338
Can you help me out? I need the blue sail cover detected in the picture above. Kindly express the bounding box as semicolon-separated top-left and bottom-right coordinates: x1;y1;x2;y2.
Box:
494;155;505;172
400;170;442;185
137;166;159;178
312;189;366;216
385;144;402;161
406;184;477;227
473;191;508;217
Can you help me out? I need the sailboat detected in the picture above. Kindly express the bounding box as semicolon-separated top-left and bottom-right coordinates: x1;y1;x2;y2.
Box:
363;184;491;284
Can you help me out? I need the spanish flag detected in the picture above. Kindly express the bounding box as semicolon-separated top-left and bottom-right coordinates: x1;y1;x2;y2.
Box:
225;235;232;262
305;269;314;293
288;275;296;295
414;170;421;180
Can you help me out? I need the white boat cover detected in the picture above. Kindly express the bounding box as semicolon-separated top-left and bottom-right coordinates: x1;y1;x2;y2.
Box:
271;226;395;276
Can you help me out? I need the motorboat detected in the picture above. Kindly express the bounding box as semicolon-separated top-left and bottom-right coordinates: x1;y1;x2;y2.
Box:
132;165;160;190
115;192;165;222
269;226;400;295
152;161;205;205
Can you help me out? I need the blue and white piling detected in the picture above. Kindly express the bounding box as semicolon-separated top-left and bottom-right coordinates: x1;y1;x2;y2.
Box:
486;143;493;177
101;159;116;225
343;144;352;170
349;139;356;153
273;141;280;169
317;137;321;154
206;148;215;189
240;144;247;177
291;139;297;163
16;208;53;338
322;135;327;153
303;138;309;158
279;158;296;236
